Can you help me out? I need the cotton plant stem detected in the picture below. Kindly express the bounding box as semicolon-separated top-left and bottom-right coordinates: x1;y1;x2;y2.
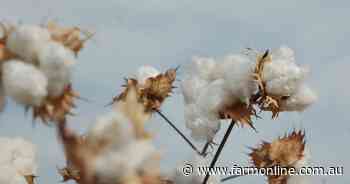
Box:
221;173;245;182
201;142;211;156
155;109;201;155
202;120;236;184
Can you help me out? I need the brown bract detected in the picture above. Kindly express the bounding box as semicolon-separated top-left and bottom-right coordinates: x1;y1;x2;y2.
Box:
112;68;177;112
24;175;37;184
219;101;258;130
0;24;18;62
252;50;283;119
47;21;93;56
31;84;78;124
59;161;82;182
249;130;306;184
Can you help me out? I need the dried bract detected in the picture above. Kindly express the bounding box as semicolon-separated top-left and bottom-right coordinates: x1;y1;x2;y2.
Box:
250;130;306;184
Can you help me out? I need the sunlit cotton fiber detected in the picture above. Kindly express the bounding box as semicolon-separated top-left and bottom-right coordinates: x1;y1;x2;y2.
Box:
0;137;37;184
2;60;48;106
38;41;75;97
7;25;51;64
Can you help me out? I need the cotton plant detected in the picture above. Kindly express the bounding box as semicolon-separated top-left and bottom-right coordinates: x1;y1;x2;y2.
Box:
0;22;92;123
58;87;162;184
250;130;311;184
181;46;317;142
252;47;317;118
0;137;37;184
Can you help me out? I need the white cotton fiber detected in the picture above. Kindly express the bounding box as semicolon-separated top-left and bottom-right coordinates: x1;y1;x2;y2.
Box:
136;66;160;85
94;140;158;184
280;85;317;112
196;79;228;114
0;137;37;184
7;25;51;64
185;104;220;141
262;46;309;96
217;54;257;100
182;54;257;141
181;77;208;104
38;42;75;97
86;111;135;151
2;60;48;106
189;57;217;80
172;154;220;184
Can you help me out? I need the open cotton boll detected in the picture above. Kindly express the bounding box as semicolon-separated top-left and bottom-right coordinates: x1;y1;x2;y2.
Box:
189;56;217;80
38;42;75;97
86;111;135;151
0;165;18;184
136;65;160;85
94;140;158;184
216;54;257;99
263;58;307;96
197;79;228;114
281;85;317;112
172;155;220;184
181;76;208;104
2;60;48;106
7;25;51;64
0;137;37;183
94;152;135;184
185;104;220;141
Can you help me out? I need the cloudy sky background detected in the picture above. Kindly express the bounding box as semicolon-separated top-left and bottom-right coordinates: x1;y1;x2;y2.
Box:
0;0;349;183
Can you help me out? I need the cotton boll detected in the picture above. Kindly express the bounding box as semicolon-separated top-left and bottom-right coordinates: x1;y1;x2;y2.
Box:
263;59;307;96
136;66;160;85
0;165;18;184
2;60;48;106
185;104;220;141
281;85;317;112
94;151;135;184
181;77;208;104
119;140;158;170
0;137;37;183
217;54;257;99
94;140;157;184
86;111;135;151
189;56;217;80
197;79;228;114
272;46;295;61
38;42;75;97
172;155;220;184
7;25;51;64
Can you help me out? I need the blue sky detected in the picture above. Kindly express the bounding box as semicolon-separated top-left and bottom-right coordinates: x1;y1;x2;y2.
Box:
0;0;349;183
